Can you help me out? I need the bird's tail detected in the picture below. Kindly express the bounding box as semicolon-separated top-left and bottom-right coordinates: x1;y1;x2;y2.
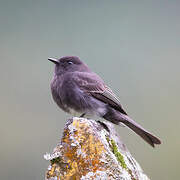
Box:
103;110;161;147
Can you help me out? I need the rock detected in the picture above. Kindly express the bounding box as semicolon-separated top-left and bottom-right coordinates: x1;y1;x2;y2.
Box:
44;117;150;180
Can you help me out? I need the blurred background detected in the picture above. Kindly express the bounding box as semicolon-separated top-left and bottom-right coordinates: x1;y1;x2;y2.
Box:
0;0;180;179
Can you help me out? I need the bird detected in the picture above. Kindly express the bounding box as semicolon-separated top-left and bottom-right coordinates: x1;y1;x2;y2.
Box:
48;56;161;147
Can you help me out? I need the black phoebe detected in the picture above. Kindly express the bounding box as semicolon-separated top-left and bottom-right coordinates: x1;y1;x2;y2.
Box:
48;56;161;147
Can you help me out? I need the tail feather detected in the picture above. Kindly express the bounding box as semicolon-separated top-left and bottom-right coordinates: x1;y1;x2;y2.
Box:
103;109;161;147
122;116;161;147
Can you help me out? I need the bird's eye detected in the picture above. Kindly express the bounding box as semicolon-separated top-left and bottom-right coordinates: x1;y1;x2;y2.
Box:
68;61;73;65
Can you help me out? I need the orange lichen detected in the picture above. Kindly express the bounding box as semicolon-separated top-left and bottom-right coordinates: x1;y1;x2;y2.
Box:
59;119;106;179
46;164;61;180
45;118;107;179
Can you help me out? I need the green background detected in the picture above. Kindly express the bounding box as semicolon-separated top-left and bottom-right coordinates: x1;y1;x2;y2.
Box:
0;0;179;179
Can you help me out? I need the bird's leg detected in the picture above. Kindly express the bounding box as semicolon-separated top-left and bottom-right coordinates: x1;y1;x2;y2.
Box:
97;121;110;132
80;113;86;117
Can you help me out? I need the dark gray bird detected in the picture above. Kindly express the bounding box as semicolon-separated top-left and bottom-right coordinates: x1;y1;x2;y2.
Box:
48;56;161;147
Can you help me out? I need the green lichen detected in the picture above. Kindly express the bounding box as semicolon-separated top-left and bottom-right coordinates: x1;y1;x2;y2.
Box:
106;136;137;179
50;157;61;164
110;139;127;169
106;136;110;143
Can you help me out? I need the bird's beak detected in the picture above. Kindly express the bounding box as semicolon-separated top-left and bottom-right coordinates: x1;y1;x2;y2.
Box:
48;58;59;65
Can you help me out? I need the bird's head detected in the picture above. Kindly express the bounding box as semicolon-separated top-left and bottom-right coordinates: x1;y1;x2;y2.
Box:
48;56;90;75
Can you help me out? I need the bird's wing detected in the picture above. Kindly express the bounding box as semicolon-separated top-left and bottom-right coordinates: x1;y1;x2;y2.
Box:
90;85;128;115
73;72;128;115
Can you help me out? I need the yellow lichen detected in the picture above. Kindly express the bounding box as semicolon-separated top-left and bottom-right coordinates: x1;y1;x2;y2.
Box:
59;119;106;179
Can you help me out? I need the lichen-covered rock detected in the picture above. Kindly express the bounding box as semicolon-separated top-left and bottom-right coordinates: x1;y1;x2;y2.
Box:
44;117;150;180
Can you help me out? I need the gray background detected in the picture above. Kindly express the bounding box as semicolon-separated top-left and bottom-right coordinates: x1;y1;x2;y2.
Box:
0;0;179;179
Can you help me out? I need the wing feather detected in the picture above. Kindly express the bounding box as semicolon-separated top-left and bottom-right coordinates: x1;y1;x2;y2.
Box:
72;72;127;115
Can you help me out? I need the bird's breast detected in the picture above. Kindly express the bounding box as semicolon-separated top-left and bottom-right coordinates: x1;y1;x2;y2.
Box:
67;107;82;116
50;74;107;117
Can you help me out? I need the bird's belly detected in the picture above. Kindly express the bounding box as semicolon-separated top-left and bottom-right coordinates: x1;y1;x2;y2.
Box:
66;100;107;118
67;107;82;117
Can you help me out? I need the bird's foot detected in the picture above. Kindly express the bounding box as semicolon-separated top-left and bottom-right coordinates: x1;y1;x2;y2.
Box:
97;121;110;132
80;113;86;118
